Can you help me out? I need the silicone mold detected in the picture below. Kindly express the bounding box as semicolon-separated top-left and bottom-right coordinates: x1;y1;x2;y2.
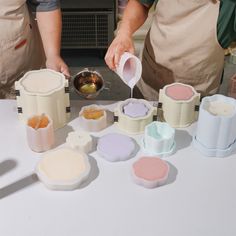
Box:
132;157;169;188
66;131;92;154
192;94;236;157
36;148;91;190
26;114;54;153
79;104;108;132
97;133;136;162
15;69;70;129
143;121;175;157
114;98;157;134
159;83;200;127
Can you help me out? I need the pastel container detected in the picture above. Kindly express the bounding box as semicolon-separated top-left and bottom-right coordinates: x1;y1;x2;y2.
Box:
114;98;157;134
228;74;236;99
36;148;91;191
193;94;236;157
132;157;169;189
79;104;108;132
26;115;54;153
15;69;70;130
66;131;93;154
159;83;200;127
143;121;175;157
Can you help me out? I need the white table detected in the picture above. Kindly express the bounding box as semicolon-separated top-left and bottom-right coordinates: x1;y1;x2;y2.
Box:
0;100;236;236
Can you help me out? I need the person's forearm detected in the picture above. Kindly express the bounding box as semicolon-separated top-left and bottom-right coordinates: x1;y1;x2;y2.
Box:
118;0;150;37
36;9;62;59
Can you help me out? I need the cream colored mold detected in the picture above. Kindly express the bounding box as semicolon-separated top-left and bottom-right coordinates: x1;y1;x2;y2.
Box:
15;69;70;129
114;98;157;134
159;83;200;128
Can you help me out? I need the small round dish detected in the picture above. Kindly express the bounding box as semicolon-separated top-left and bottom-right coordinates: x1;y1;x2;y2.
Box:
36;148;91;191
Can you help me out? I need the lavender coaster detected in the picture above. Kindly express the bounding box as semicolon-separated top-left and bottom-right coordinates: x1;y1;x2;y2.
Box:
97;133;136;162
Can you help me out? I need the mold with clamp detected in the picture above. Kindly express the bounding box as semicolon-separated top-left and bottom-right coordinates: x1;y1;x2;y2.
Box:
158;82;200;127
114;98;157;134
142;121;175;157
15;69;70;129
192;94;236;157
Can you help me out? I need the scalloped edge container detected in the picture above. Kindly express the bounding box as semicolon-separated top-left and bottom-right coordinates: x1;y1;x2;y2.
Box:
66;131;93;154
36;148;91;191
114;98;157;134
131;157;170;189
15;69;70;130
143;121;175;157
159;83;200;128
192;94;236;157
26;114;54;153
79;104;108;132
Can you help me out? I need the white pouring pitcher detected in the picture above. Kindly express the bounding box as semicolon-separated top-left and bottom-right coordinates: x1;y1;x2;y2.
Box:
115;52;142;96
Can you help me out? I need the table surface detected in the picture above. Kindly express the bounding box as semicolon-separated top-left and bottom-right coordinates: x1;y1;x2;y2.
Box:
0;99;236;236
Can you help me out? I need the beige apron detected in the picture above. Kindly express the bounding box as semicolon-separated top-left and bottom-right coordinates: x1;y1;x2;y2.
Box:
136;0;225;100
0;0;45;99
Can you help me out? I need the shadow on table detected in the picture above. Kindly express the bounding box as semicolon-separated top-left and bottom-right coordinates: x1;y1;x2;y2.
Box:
165;162;178;186
78;155;99;189
0;173;38;200
0;159;18;177
174;129;193;152
54;124;74;147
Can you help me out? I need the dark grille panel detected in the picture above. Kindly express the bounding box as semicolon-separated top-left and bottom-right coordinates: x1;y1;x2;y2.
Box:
62;12;111;49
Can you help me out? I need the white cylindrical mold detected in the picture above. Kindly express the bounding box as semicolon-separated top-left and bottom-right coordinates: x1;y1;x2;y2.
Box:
193;94;236;157
15;69;70;130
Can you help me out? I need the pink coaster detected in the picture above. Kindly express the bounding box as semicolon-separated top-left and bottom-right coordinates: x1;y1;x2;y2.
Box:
132;157;169;188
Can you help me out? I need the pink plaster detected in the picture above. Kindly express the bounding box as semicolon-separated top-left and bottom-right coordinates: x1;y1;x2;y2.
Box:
165;84;194;101
133;157;169;181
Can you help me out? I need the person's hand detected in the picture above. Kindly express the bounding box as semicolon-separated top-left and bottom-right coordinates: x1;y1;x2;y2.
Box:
105;32;135;70
46;55;70;78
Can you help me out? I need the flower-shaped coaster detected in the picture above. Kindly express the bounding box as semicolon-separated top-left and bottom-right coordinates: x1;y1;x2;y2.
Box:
79;104;108;132
132;157;169;188
159;83;200;127
97;133;136;162
193;94;236;157
66;131;92;154
114;98;157;134
15;69;70;129
143;121;175;157
36;148;91;190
